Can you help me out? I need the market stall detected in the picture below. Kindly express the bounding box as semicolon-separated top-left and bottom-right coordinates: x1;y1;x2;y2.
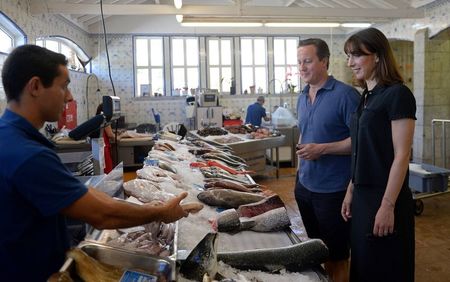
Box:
56;136;329;281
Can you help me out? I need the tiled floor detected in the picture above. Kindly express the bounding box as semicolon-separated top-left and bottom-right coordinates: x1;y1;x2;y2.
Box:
124;166;450;281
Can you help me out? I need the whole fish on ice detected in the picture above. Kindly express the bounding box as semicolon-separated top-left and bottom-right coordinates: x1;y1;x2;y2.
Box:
216;207;290;232
197;189;265;208
217;239;329;271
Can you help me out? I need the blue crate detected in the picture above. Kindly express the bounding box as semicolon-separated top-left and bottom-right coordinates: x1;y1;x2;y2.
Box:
409;163;450;193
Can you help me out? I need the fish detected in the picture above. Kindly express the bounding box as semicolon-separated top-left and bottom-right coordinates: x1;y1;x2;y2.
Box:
216;209;241;232
197;189;266;208
216;207;290;232
179;233;219;281
237;195;285;218
217;239;329;271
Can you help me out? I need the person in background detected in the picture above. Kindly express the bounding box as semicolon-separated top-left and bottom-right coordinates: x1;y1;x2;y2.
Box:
295;38;360;282
90;103;115;173
0;45;190;281
245;95;270;127
341;27;416;282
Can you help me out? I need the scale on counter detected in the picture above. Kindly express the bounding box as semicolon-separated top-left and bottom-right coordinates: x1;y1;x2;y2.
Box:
197;88;219;107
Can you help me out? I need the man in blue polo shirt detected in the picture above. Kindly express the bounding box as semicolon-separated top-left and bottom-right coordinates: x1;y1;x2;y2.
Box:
295;38;360;282
0;45;190;281
245;95;270;126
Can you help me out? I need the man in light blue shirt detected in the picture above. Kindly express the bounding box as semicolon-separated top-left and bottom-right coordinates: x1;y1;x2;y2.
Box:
295;38;360;282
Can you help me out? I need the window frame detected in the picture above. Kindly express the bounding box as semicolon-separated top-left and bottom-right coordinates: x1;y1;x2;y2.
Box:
272;37;301;94
206;37;234;94
240;37;268;94
170;36;200;96
134;36;165;97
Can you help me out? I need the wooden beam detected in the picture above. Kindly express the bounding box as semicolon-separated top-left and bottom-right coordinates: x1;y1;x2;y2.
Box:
31;2;424;19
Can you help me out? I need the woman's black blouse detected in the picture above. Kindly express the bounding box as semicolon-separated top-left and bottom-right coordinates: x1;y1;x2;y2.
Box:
350;83;416;188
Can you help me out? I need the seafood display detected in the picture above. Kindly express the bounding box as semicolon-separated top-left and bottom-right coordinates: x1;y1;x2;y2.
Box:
123;179;175;203
197;127;229;137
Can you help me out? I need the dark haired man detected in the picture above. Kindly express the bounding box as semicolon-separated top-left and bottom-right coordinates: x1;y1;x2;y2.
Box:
245;95;270;127
295;38;360;282
0;45;189;281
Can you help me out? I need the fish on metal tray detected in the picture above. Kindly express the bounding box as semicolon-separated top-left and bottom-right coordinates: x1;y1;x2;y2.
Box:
216;206;290;232
237;194;285;218
197;189;266;208
179;233;222;281
217;238;329;272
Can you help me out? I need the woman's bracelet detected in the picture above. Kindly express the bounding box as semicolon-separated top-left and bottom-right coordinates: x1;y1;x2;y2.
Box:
383;197;395;208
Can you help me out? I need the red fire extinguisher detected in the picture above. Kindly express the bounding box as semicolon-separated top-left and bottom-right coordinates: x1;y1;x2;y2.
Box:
58;100;78;130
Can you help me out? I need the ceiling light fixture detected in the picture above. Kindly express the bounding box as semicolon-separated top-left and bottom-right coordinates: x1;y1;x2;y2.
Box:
264;22;340;28
181;22;263;27
176;15;183;23
174;0;182;9
341;23;372;28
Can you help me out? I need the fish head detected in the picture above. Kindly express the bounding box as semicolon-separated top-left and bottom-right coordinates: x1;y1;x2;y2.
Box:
179;232;218;281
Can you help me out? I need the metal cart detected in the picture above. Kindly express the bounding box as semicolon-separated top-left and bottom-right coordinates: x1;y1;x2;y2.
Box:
411;119;450;215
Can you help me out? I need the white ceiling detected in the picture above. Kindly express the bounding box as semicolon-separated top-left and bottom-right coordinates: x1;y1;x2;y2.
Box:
31;0;436;31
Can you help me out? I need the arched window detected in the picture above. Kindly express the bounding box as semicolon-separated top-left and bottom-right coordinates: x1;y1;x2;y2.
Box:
0;12;26;100
36;36;91;73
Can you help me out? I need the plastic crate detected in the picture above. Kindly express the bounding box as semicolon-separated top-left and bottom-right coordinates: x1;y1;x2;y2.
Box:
409;163;450;193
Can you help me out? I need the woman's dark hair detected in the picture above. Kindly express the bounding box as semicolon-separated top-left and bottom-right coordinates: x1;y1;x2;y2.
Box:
95;103;103;115
344;27;403;88
298;38;330;69
1;44;68;102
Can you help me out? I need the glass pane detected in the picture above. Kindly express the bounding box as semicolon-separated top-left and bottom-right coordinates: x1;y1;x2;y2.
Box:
187;67;199;89
0;30;12;53
241;67;253;93
136;38;149;67
46;40;59;53
172;39;184;66
208;40;219;66
274;67;286;94
136;68;149;97
221;39;231;65
254;39;266;65
291;65;300;90
151;68;164;96
255;67;267;93
186;39;198;66
35;39;44;47
209;67;220;90
286;39;298;65
150;38;163;66
221;67;232;92
60;44;71;60
274;39;285;65
173;68;185;90
240;39;252;65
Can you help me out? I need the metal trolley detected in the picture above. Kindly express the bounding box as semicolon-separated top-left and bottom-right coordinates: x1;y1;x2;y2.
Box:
411;119;450;215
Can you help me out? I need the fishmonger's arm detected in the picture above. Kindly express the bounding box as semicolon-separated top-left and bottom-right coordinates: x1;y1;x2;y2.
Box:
61;188;188;230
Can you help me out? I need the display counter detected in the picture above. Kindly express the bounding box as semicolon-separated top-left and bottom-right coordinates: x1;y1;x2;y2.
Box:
112;137;154;168
188;131;285;178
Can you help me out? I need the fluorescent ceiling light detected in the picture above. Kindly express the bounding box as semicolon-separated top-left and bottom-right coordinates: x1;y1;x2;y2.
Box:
265;22;340;27
181;22;263;27
174;0;182;9
341;23;371;28
176;15;183;23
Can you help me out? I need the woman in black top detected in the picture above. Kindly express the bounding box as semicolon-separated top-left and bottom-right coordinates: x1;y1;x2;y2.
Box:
341;28;416;282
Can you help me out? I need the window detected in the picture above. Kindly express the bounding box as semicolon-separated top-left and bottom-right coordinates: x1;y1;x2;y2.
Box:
273;37;300;94
171;37;199;95
35;37;91;72
134;37;164;97
0;12;26;100
207;37;233;93
240;38;267;94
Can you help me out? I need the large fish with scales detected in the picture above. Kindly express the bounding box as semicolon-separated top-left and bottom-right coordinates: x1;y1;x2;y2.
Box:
217;239;329;272
197;189;265;208
216;207;291;232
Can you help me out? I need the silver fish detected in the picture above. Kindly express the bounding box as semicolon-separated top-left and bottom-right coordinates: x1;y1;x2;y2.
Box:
217;239;329;271
216;207;290;232
197;189;265;208
179;233;218;281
